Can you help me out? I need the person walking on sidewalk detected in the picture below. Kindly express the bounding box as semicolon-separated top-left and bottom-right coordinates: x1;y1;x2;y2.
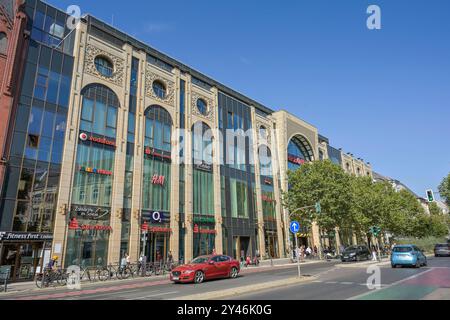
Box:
372;247;377;261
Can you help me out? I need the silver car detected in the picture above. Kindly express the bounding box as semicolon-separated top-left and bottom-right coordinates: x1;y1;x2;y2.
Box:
434;243;450;257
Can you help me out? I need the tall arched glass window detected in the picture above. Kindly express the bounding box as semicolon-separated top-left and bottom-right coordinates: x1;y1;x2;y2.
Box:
259;145;272;177
287;135;313;171
0;33;7;54
79;84;119;138
192;122;214;216
144;105;172;152
142;105;172;212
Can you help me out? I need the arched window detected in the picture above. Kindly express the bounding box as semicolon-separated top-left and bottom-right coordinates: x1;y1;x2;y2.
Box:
80;84;120;138
152;80;166;99
192;121;213;165
0;33;7;55
287;135;313;171
144;105;172;152
259;145;272;177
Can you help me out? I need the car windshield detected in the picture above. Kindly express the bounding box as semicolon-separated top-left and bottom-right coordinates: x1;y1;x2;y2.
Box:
393;247;412;252
343;246;358;252
190;257;209;264
436;244;448;248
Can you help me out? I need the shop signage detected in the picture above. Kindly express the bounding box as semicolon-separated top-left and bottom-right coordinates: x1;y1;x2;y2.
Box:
142;210;170;224
193;224;216;234
79;132;116;147
194;161;212;172
68;218;112;232
193;215;215;224
79;166;112;176
262;195;276;203
71;205;110;220
288;154;305;165
0;232;53;242
151;174;165;186
145;147;171;161
147;227;172;233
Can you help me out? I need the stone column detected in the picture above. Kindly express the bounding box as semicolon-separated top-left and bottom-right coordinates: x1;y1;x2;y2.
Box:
128;50;146;262
51;23;87;267
212;87;223;254
184;76;194;263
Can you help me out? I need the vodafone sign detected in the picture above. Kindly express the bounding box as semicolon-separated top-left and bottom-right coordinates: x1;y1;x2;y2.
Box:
79;132;116;147
79;132;88;141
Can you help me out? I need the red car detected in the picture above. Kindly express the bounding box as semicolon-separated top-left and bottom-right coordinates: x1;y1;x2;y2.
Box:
170;255;240;284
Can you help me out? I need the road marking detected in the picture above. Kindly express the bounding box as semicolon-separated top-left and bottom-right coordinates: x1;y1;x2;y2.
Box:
325;281;338;284
348;268;434;300
341;282;354;285
131;291;178;300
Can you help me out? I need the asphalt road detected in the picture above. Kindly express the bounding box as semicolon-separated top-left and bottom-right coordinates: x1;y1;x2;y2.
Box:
0;260;340;300
1;257;448;300
230;256;450;300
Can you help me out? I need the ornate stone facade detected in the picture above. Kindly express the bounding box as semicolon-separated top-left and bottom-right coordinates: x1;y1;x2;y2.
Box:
145;66;175;105
190;91;215;121
84;44;125;87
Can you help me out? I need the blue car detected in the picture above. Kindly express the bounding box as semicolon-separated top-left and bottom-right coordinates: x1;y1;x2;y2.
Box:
391;245;427;268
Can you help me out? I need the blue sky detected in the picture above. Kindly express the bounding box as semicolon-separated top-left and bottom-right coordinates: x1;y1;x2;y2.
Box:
47;0;450;198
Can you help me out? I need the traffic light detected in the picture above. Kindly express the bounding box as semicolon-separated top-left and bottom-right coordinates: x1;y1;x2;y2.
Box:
426;189;434;202
370;226;381;236
315;202;321;213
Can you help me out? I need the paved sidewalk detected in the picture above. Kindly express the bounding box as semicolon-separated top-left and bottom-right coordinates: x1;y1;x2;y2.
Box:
1;259;330;295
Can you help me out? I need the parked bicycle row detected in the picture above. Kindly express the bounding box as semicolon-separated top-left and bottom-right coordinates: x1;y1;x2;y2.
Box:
34;256;177;288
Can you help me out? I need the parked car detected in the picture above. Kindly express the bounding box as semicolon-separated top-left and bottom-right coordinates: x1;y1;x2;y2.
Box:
170;255;240;284
434;243;450;257
391;245;427;268
341;245;371;262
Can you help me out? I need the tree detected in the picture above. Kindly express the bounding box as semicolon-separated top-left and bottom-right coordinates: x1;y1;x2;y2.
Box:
429;202;443;216
282;160;352;232
438;173;450;207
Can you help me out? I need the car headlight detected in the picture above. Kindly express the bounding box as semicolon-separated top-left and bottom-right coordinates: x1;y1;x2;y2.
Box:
349;252;356;256
182;270;194;274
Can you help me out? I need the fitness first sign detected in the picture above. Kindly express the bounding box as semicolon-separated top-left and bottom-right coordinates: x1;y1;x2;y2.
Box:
0;232;53;242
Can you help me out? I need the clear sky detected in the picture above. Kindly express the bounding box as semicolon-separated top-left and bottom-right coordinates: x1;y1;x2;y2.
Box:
47;0;450;198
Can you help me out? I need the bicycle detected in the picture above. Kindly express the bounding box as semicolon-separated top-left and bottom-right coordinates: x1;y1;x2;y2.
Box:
35;268;67;288
97;263;132;281
80;266;97;282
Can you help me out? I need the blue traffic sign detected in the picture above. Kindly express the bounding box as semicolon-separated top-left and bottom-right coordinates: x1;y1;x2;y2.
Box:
290;221;300;234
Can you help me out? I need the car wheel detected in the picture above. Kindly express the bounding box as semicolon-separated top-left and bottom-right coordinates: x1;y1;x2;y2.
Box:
391;264;396;268
415;261;420;268
230;267;238;279
194;271;204;284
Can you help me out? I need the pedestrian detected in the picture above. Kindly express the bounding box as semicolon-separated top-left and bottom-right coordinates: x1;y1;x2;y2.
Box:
125;252;130;265
167;251;174;270
306;246;312;258
48;255;59;271
246;255;251;267
212;248;216;255
120;253;128;270
372;247;377;261
313;245;318;258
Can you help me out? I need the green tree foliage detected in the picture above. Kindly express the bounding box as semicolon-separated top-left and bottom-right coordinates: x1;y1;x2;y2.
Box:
282;160;352;232
283;161;449;239
438;173;450;207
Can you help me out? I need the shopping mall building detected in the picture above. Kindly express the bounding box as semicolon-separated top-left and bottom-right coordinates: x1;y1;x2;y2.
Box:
0;0;372;281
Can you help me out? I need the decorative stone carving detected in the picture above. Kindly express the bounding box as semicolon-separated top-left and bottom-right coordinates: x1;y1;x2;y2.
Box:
84;44;125;86
191;92;215;122
256;120;272;146
145;65;175;105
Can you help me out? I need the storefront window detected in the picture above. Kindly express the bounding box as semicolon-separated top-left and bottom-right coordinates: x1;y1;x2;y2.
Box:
230;178;249;218
287;136;313;171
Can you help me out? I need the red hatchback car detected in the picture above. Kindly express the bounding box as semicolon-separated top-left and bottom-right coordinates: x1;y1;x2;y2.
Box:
170;255;240;284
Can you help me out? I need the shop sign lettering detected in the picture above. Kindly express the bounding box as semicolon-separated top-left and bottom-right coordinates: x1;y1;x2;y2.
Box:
79;166;112;176
79;132;116;147
151;174;165;186
288;154;305;165
0;232;53;242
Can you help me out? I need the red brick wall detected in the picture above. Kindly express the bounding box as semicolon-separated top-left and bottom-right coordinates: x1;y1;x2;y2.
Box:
0;0;28;195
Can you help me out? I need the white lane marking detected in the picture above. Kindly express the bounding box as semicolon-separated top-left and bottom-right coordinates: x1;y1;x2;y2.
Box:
341;282;354;285
325;281;338;284
348;268;434;300
131;291;178;300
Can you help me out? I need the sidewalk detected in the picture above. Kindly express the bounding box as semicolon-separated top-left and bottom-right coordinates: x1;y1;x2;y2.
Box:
1;258;329;295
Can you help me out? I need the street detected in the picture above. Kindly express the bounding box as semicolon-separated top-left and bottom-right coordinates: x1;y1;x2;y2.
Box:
0;257;448;300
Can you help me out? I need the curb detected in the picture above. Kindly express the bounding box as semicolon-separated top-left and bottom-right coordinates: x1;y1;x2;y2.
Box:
170;276;316;300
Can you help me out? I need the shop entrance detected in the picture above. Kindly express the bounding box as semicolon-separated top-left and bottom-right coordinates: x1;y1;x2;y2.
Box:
146;232;169;264
0;242;46;282
233;236;251;262
265;232;279;259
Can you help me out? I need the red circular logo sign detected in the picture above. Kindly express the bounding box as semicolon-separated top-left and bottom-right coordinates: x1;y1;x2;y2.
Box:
79;133;88;141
